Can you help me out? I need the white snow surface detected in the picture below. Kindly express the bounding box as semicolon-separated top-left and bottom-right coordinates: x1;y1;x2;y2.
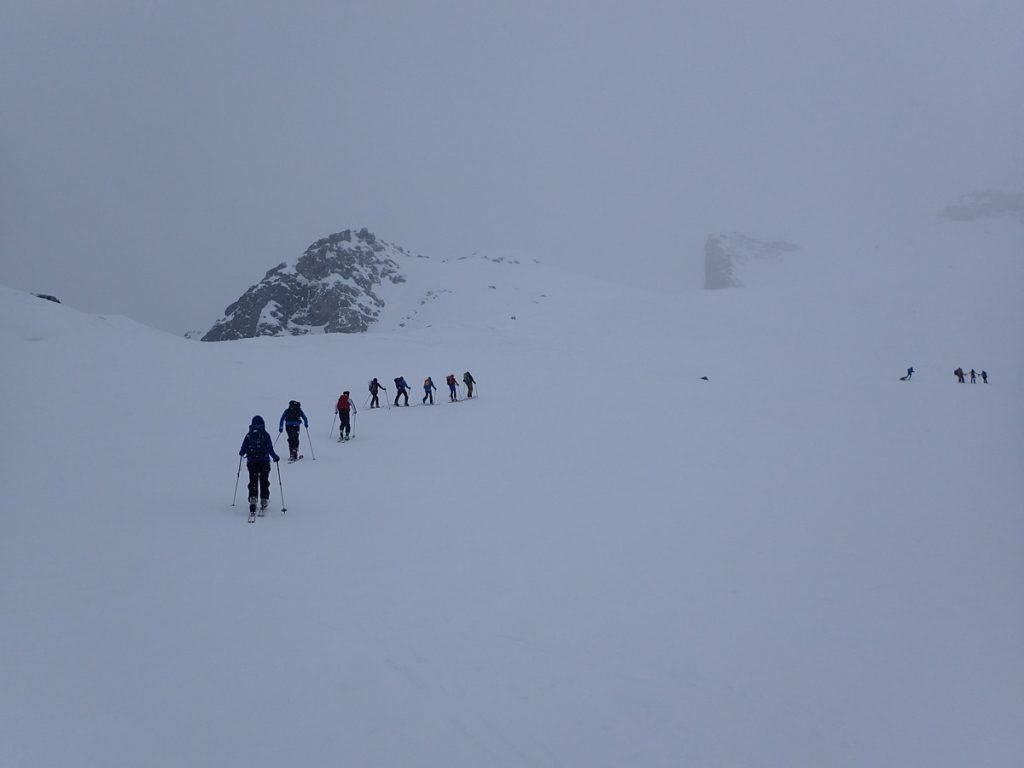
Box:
2;219;1023;767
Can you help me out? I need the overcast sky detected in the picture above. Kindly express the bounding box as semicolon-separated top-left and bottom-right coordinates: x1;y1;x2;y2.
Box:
2;0;1022;332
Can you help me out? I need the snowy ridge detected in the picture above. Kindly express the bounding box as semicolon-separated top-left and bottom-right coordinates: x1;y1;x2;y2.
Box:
2;211;1023;767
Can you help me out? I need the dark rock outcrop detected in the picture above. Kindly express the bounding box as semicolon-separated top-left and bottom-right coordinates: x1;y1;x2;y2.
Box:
939;191;1024;223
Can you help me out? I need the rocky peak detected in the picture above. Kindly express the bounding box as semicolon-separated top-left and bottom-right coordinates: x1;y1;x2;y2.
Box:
201;229;407;341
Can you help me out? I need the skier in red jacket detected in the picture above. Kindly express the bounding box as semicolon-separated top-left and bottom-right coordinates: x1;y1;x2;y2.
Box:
336;391;357;441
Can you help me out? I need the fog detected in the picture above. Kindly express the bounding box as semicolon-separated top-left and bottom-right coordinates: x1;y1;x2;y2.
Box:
2;0;1021;332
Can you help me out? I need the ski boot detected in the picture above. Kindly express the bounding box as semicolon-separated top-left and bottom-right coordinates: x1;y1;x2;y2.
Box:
258;499;268;517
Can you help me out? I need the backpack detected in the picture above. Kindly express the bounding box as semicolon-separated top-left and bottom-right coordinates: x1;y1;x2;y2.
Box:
286;401;302;421
245;426;268;461
447;374;456;386
394;377;403;388
338;394;350;412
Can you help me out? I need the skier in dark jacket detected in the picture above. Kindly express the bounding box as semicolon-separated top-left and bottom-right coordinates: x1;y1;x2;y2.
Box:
446;373;459;401
368;378;386;408
422;376;437;405
394;376;410;407
463;371;475;398
239;415;280;517
970;368;977;383
905;366;914;381
336;390;357;440
981;370;988;383
278;400;309;461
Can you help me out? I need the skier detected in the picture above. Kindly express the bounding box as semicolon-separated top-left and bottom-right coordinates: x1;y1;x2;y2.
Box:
970;368;977;383
981;370;988;384
422;376;437;405
278;400;309;461
905;366;914;381
394;376;410;407
336;390;357;441
954;367;965;383
239;415;280;519
368;377;386;409
463;371;475;398
446;373;459;401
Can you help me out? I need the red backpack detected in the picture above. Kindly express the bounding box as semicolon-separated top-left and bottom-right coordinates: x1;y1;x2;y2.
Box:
337;393;350;412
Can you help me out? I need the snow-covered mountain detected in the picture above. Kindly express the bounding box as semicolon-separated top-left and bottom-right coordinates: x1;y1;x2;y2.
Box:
202;228;554;340
703;233;801;289
2;208;1023;767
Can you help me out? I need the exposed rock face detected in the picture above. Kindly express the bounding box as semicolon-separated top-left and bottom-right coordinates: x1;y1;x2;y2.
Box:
202;229;407;341
704;234;800;289
939;191;1024;223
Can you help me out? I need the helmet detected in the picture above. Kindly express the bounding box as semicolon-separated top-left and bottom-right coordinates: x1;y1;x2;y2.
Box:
343;390;349;396
251;415;265;427
289;400;299;407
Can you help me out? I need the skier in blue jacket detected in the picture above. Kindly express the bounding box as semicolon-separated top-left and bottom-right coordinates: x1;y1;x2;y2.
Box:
278;400;309;461
394;376;411;407
239;415;280;517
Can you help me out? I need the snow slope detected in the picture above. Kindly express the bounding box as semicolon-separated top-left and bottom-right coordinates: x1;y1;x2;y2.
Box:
2;217;1022;767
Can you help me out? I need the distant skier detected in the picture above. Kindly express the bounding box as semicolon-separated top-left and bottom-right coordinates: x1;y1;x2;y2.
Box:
446;373;459;401
954;367;966;383
394;376;410;407
981;370;988;384
336;390;357;441
905;366;914;381
970;368;977;383
463;371;475;398
239;415;280;519
368;377;386;409
422;376;437;405
278;400;308;461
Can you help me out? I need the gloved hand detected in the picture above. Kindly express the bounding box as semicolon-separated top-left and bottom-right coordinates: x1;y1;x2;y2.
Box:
273;457;279;463
279;428;283;433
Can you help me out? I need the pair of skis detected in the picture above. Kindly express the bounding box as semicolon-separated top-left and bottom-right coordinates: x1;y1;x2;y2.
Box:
248;499;269;523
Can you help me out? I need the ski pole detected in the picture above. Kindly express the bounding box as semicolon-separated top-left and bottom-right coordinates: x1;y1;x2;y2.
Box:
362;393;371;409
276;461;287;513
304;424;316;460
232;456;243;505
329;410;337;439
351;410;357;437
274;431;282;445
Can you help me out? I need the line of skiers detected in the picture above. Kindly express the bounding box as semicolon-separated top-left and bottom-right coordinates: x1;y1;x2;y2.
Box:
372;371;475;408
901;366;990;384
238;373;477;520
954;367;987;384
